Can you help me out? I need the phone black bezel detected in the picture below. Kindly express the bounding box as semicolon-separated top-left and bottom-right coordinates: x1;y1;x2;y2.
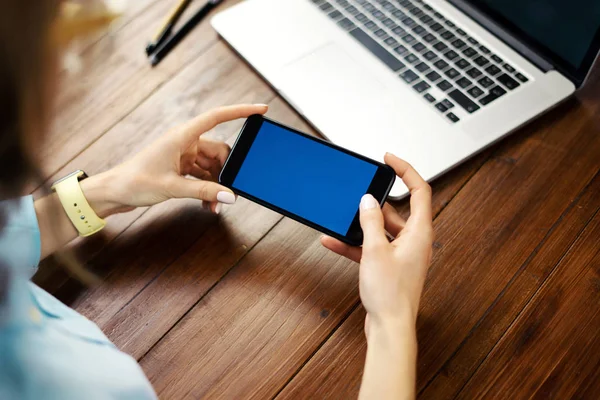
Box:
219;114;396;246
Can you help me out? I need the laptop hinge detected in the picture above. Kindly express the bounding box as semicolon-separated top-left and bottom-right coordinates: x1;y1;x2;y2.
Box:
448;0;554;73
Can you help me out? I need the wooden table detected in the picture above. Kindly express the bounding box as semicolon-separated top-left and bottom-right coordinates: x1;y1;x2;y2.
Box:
35;1;600;398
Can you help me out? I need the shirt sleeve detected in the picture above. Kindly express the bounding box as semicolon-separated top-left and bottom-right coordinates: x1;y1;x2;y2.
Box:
0;196;42;279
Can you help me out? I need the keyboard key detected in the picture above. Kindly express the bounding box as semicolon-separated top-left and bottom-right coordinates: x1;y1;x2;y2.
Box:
415;62;429;72
445;20;455;28
311;0;325;4
364;21;378;31
455;58;471;69
363;2;375;11
383;18;397;28
413;25;426;35
503;63;516;73
423;51;437;60
420;15;433;24
355;13;369;22
462;47;477;58
394;45;408;55
430;22;444;31
393;26;406;36
437;80;453;91
404;53;419;63
374;29;388;38
478;76;494;88
393;10;405;19
456;77;471;88
426;70;441;81
497;73;520;90
423;4;433;11
319;2;333;11
466;68;482;78
515;72;529;83
479;85;506;105
445;67;460;79
336;0;349;6
441;31;455;40
346;5;359;14
423;33;436;43
435;102;448;112
467;37;478;45
424;93;436;103
413;80;431;93
467;86;484;98
338;18;356;30
456;28;466;36
485;64;501;76
409;8;423;17
328;10;343;19
491;54;503;63
444;50;459;60
402;16;416;26
448;89;480;113
474;56;489;66
385;37;399;47
373;10;386;21
479;45;490;54
434;59;449;69
402;34;416;43
446;112;460;123
350;28;405;71
433;42;448;51
412;42;426;52
441;99;455;109
383;2;396;11
400;69;419;83
490;85;507;97
452;39;466;49
434;12;444;19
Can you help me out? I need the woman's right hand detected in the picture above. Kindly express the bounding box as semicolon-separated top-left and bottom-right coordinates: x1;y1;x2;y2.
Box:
321;153;433;333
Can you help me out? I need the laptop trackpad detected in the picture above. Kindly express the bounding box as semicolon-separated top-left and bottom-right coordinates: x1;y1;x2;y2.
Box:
276;43;414;197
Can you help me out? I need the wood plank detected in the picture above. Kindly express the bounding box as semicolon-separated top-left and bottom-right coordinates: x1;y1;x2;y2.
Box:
457;202;600;399
421;171;600;398
45;0;243;176
276;74;600;398
135;142;491;397
35;40;274;293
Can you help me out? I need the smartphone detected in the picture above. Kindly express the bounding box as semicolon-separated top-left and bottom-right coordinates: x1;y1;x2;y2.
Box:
219;115;396;246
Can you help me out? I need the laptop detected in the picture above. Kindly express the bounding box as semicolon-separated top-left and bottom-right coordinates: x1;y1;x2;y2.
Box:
212;0;600;198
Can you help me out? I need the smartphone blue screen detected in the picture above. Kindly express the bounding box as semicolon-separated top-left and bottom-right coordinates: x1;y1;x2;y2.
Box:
232;121;377;236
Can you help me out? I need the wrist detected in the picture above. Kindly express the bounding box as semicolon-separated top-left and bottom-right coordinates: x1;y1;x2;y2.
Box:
79;171;126;219
368;310;416;349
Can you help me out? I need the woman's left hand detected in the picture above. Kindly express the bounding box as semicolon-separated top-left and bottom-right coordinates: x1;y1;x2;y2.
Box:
80;104;268;217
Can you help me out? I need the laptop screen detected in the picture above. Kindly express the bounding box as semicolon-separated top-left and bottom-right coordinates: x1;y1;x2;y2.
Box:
464;0;600;85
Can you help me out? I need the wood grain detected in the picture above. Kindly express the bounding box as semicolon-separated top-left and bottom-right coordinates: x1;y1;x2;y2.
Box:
457;188;600;398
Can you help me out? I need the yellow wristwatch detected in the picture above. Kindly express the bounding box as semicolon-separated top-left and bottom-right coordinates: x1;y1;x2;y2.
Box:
51;170;106;237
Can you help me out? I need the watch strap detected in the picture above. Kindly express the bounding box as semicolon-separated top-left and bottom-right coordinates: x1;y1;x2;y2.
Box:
51;170;106;237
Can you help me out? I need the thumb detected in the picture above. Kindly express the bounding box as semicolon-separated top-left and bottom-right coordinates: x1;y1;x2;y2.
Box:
359;194;387;248
168;177;237;204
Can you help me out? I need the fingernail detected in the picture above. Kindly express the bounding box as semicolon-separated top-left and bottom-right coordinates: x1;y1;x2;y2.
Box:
217;191;236;204
214;203;222;215
360;194;378;210
255;103;268;108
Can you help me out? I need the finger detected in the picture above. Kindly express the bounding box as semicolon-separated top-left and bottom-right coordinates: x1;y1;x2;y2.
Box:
198;139;231;166
382;203;406;237
359;194;388;249
384;153;432;229
320;236;362;263
167;176;236;204
188;164;215;182
178;104;268;147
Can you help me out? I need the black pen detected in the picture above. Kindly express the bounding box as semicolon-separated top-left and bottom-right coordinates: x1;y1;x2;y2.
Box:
145;0;193;56
149;0;224;67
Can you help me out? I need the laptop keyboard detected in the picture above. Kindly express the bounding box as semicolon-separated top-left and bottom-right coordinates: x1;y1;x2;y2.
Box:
310;0;531;123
